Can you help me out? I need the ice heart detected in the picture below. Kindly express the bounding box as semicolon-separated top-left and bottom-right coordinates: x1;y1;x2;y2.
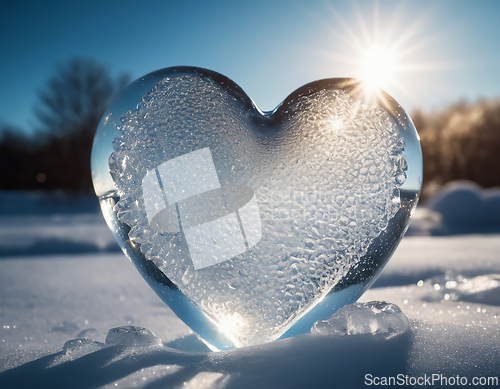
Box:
91;67;422;350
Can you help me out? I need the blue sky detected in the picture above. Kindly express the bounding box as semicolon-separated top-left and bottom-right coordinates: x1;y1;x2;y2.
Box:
2;0;500;135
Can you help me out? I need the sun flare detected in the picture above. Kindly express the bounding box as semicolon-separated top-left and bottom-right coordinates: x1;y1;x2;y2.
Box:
355;44;402;104
359;46;399;91
314;2;440;107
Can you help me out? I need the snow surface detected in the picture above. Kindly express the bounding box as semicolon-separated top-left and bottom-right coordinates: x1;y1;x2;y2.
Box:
1;182;500;388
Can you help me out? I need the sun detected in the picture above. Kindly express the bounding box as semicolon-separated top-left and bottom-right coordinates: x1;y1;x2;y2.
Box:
359;45;399;91
355;44;402;104
312;2;440;107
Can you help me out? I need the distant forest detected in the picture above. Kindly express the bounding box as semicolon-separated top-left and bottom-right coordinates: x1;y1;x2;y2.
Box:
0;59;130;193
1;58;499;198
413;100;500;199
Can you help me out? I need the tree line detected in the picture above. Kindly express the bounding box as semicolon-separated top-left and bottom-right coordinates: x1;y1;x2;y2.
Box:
1;59;499;196
413;98;500;199
0;58;129;192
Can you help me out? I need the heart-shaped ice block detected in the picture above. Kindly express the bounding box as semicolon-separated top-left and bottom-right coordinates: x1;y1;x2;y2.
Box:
91;67;422;351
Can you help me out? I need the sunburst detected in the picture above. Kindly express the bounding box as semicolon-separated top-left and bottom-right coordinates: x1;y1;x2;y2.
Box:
311;2;442;107
359;45;399;91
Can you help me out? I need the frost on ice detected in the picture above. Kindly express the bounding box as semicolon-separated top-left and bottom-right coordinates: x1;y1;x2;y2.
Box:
109;74;407;346
311;301;410;339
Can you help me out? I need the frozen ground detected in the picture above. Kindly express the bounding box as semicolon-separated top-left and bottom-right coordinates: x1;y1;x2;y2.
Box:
0;182;499;388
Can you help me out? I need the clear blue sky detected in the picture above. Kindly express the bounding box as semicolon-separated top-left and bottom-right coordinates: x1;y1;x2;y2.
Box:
2;0;500;135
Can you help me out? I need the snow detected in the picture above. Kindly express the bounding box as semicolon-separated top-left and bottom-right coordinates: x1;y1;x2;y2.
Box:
427;181;500;225
0;191;118;257
410;180;500;235
1;182;500;388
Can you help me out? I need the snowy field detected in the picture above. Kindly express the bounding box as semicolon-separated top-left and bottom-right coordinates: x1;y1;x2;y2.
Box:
1;182;500;388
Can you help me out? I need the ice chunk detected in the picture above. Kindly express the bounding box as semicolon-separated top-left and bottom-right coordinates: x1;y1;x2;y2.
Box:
105;326;162;347
311;301;410;339
47;339;107;368
63;338;105;352
426;273;500;306
453;274;500;305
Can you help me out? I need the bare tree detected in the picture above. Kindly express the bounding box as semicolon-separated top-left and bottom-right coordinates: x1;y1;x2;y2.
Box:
36;58;129;137
32;58;130;191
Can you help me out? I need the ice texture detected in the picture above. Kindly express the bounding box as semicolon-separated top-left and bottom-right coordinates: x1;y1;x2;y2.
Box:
106;326;162;347
311;301;410;339
109;74;407;347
